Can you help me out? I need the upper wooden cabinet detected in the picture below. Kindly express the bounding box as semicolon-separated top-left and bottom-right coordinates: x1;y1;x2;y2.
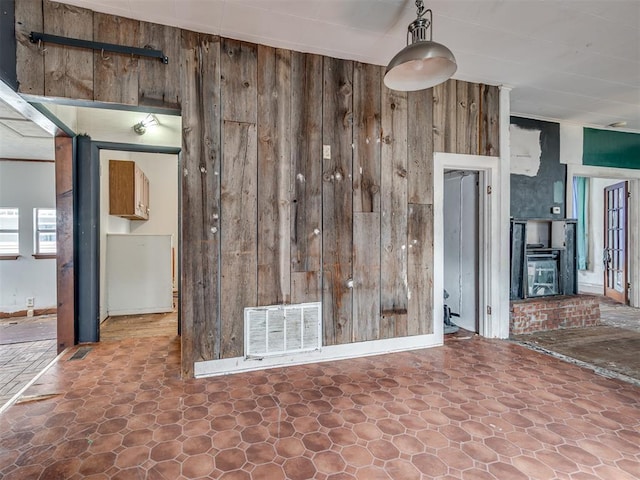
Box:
109;160;149;220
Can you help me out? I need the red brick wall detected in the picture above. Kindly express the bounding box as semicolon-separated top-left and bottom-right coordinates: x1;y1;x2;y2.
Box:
510;295;600;335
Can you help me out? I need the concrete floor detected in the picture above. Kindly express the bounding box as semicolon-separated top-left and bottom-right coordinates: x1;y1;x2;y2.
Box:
0;316;57;407
513;299;640;384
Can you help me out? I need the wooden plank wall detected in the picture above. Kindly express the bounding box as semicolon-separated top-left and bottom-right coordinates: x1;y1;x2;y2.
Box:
15;2;500;376
54;135;74;353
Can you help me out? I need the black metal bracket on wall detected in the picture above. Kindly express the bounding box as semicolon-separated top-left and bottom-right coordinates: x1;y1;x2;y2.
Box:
29;31;169;64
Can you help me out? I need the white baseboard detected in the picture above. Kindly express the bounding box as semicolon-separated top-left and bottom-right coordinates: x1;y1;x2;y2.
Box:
107;306;174;316
195;333;442;378
578;282;603;295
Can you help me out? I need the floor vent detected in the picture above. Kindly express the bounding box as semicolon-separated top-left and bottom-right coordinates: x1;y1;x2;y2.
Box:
245;302;321;358
68;346;92;361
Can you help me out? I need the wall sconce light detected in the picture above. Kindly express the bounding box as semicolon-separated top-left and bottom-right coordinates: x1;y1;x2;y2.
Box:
384;0;457;91
133;114;159;135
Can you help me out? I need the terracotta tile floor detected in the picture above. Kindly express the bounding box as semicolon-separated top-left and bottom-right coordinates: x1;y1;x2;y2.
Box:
1;334;639;479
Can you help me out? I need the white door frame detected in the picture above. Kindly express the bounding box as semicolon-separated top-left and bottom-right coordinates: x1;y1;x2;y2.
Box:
566;164;640;307
434;153;508;339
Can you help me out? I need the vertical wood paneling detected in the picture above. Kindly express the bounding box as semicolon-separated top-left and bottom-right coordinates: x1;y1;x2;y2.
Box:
43;1;93;100
13;5;504;376
432;82;445;153
93;13;140;105
221;39;257;123
220;36;258;358
445;79;458;153
480;84;501;157
467;83;480;155
353;62;382;214
138;22;181;108
352;63;382;341
456;80;469;154
55;135;74;353
353;213;380;341
291;271;322;304
15;0;44;95
408;88;433;204
220;121;258;358
290;53;322;279
257;45;291;306
407;203;433;335
180;31;221;376
380;83;408;339
322;57;353;346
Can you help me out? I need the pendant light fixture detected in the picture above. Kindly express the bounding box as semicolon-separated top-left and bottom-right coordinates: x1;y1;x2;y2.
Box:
384;0;457;91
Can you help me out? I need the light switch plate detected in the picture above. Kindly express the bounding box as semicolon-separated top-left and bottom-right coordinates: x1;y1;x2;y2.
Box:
551;206;561;214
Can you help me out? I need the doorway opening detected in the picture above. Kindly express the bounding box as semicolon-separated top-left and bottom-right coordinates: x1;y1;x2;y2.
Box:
443;170;480;334
568;164;640;308
434;152;507;340
99;149;180;341
33;102;183;344
572;176;630;304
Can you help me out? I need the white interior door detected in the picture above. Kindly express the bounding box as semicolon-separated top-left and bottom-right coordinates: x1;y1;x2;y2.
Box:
443;171;479;332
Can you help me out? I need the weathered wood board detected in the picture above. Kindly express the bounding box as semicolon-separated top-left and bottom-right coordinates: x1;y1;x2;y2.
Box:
55;135;74;353
257;45;291;306
43;1;94;100
220;120;258;359
408;88;433;204
353;62;382;214
407;203;433;335
353;213;381;342
380;84;408;339
15;0;45;95
221;38;257;124
138;22;181;108
291;52;323;275
481;84;500;157
322;57;353;346
93;13;140;105
179;31;221;376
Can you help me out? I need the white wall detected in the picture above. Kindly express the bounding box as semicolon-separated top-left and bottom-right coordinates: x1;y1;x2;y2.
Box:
0;161;56;313
99;151;131;321
443;171;478;332
99;150;178;320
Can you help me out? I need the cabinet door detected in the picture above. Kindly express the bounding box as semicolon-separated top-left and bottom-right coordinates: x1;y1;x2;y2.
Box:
134;166;145;218
142;173;150;219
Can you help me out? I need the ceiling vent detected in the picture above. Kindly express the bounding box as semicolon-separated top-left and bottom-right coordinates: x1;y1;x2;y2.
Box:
244;302;321;358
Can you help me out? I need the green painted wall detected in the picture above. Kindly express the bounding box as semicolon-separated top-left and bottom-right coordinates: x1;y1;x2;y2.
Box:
583;128;640;169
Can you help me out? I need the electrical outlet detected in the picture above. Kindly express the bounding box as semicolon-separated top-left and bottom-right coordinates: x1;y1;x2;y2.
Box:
323;145;331;160
26;297;35;308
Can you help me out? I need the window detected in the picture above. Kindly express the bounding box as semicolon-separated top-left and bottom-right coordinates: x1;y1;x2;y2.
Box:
34;208;56;255
0;208;19;256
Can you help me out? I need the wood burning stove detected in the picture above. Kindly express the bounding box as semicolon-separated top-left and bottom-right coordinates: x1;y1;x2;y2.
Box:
510;218;577;300
526;250;560;297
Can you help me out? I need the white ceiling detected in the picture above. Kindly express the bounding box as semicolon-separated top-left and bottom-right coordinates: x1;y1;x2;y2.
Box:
55;0;639;131
2;0;639;161
0;95;54;160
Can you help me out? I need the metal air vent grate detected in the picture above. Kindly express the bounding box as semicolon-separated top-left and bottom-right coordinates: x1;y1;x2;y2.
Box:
244;302;321;358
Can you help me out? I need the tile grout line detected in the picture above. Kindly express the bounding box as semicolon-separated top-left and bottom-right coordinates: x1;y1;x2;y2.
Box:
0;347;69;415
